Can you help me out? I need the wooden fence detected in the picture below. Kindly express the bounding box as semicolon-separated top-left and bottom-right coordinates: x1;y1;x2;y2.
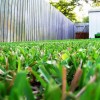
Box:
74;23;89;33
0;0;74;42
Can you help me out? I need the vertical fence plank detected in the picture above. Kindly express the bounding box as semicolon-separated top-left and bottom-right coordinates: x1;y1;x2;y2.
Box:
0;0;74;42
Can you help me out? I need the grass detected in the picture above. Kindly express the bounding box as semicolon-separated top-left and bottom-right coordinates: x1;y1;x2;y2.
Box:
0;39;100;100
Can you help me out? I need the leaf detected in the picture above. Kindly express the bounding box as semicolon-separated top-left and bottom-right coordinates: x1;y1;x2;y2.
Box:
0;69;5;75
17;58;21;72
0;82;6;98
45;79;61;100
31;69;47;88
62;53;69;60
38;66;52;83
9;71;34;100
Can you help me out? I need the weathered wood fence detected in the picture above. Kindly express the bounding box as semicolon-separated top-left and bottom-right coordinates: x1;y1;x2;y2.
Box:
0;0;74;42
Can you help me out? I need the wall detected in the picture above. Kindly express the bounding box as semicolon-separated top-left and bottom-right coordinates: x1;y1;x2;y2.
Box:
89;8;100;38
0;0;74;42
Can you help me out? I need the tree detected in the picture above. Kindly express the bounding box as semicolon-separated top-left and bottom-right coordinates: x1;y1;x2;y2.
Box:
83;16;89;23
93;0;100;6
76;0;100;6
50;0;77;22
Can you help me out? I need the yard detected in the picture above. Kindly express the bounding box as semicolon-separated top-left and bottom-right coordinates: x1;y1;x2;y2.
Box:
0;39;100;100
0;0;100;100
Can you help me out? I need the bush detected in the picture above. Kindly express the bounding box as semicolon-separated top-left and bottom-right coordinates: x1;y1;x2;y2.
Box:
95;33;100;38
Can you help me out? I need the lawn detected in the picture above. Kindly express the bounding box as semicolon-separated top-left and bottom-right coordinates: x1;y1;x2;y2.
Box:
0;39;100;100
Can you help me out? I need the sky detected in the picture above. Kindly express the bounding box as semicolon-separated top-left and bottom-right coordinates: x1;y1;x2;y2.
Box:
74;0;93;22
45;0;93;22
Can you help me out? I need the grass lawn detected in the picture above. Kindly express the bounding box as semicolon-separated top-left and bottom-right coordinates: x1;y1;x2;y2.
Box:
0;39;100;100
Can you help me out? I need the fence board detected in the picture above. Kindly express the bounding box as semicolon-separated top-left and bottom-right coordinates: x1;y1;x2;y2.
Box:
0;0;74;42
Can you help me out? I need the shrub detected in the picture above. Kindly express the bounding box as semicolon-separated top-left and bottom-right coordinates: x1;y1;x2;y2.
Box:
95;33;100;38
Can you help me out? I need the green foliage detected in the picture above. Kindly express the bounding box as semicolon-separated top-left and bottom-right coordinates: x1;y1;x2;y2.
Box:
50;0;76;22
9;72;34;100
45;79;61;100
1;40;100;99
95;33;100;38
83;16;89;23
93;0;100;6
